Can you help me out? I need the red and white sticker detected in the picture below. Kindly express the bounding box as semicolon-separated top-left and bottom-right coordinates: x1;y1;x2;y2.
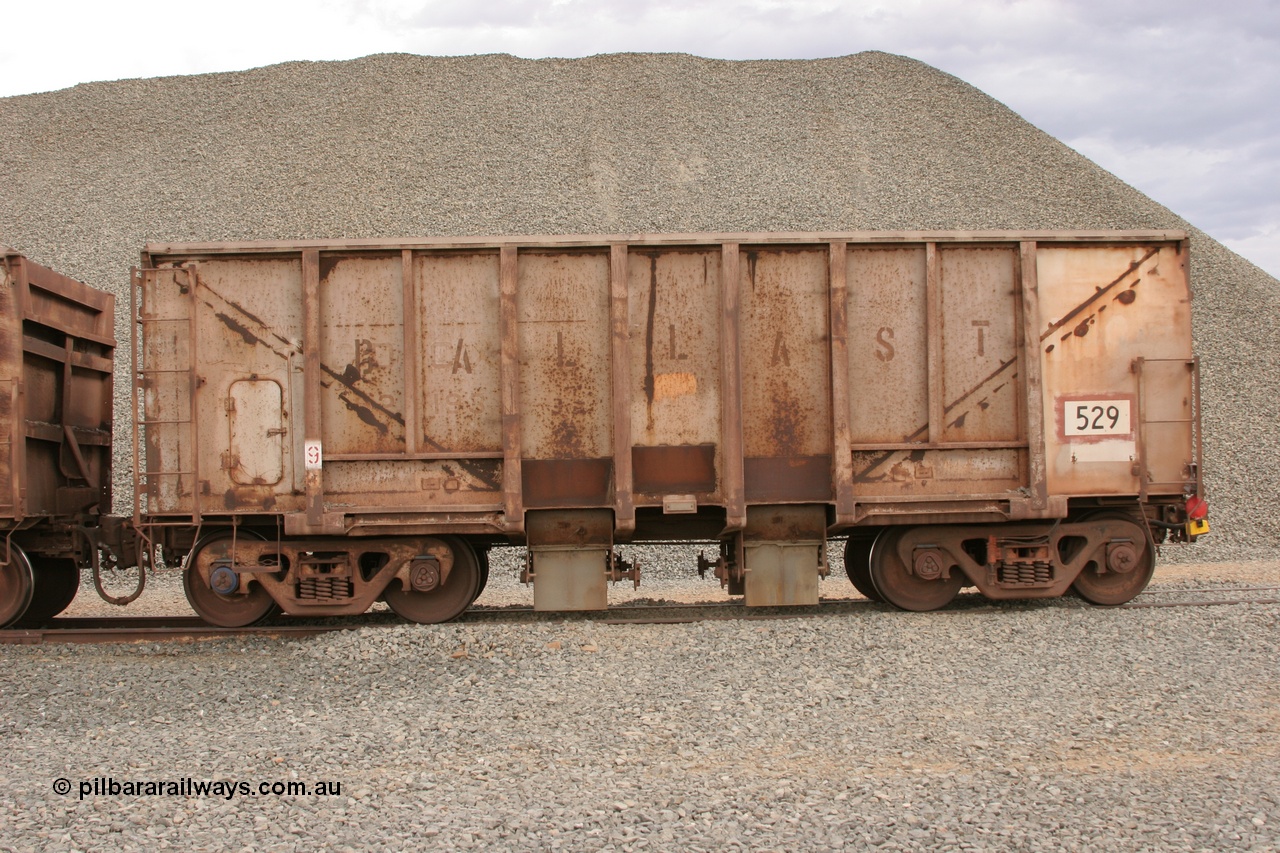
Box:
304;440;323;470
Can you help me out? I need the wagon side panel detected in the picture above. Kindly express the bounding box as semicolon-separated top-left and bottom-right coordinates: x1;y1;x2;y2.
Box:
1037;242;1195;498
517;249;614;509
847;242;1026;504
2;254;116;522
626;247;723;502
739;246;833;504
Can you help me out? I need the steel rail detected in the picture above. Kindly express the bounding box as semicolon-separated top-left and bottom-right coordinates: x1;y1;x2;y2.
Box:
3;587;1277;644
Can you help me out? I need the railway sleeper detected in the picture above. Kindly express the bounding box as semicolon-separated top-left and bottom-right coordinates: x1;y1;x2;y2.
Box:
183;532;481;626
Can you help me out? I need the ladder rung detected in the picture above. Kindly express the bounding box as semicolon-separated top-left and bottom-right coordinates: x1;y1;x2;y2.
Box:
137;368;189;375
138;419;192;426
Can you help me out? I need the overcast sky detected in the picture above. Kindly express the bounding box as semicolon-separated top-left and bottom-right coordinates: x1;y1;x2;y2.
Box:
4;0;1277;278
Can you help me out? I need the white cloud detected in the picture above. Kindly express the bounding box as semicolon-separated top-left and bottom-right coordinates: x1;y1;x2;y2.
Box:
1223;226;1280;280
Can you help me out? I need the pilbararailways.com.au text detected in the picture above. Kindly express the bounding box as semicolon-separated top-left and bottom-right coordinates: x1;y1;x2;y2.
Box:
55;777;344;800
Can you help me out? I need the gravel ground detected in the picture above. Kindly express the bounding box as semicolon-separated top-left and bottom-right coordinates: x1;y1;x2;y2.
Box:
0;51;1276;561
4;576;1278;851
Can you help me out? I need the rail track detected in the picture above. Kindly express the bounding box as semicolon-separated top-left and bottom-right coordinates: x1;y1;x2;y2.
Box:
2;585;1277;645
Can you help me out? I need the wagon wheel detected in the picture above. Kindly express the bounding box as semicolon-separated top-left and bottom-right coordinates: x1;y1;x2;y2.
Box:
843;534;882;602
183;530;278;627
1071;512;1155;606
384;536;481;624
868;527;963;612
472;547;491;603
0;543;35;628
19;557;80;623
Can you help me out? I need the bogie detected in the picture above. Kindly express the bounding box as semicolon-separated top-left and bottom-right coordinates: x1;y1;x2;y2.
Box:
181;530;482;625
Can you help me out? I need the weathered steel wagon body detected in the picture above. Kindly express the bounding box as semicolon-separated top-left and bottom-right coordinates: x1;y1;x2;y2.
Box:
0;250;117;625
135;231;1206;624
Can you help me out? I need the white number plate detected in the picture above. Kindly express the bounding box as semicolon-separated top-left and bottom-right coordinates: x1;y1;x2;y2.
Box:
304;440;323;470
1063;399;1132;438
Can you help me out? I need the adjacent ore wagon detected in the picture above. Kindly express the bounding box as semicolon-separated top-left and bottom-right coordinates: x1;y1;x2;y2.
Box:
0;250;128;626
133;231;1208;625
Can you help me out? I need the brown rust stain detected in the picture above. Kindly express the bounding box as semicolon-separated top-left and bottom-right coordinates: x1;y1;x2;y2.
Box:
223;488;276;511
640;253;661;435
643;254;658;408
743;456;832;501
201;290;296;353
549;415;586;458
522;459;612;507
319;366;403;427
767;398;804;458
653;372;696;400
1041;248;1156;344
337;392;389;435
214;312;261;347
216;295;271;332
319;255;342;281
632;444;716;494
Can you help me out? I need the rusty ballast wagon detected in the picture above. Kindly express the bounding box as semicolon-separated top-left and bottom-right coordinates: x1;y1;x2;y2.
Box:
134;231;1207;625
0;250;129;626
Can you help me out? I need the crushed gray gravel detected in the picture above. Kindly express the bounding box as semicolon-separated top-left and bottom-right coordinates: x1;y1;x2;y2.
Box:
3;597;1278;851
0;51;1274;562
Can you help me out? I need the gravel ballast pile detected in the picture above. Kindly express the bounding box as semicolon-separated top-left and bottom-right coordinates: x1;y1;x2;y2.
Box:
0;52;1275;562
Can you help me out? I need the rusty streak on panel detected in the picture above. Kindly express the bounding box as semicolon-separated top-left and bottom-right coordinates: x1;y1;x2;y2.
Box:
828;240;855;525
743;456;834;502
642;253;658;416
1039;246;1159;342
197;285;297;355
401;249;419;455
499;245;523;535
925;243;942;444
943;357;1018;418
302;249;322;527
610;244;635;536
1019;241;1048;509
720;243;745;532
522;459;612;508
632;444;717;494
185;265;202;523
